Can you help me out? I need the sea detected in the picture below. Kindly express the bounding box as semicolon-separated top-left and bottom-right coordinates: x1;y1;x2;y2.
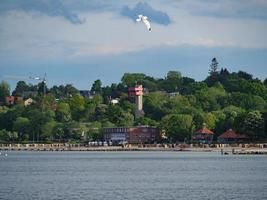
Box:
0;151;266;200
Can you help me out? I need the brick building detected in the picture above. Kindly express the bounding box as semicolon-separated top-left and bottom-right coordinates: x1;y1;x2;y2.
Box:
103;126;159;144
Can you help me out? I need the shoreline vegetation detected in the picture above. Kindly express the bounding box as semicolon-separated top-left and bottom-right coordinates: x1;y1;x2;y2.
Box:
1;143;267;155
1;63;267;145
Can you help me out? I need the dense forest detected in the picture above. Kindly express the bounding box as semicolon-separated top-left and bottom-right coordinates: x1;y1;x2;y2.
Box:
0;58;267;143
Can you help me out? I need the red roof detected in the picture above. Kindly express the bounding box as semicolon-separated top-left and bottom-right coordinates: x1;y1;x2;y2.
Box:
218;129;247;139
195;127;214;135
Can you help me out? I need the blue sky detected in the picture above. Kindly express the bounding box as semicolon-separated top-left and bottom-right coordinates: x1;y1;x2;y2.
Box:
0;0;267;90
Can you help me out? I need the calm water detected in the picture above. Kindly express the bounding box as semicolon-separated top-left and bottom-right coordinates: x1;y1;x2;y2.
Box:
0;151;266;200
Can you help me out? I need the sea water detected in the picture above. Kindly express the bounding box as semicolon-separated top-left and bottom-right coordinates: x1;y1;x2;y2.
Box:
0;151;266;200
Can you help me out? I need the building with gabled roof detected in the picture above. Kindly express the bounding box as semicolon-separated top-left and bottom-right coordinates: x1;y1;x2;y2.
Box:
192;124;214;144
218;129;248;143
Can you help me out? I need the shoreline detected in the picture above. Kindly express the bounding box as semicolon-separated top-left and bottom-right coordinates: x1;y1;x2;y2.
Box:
1;145;267;154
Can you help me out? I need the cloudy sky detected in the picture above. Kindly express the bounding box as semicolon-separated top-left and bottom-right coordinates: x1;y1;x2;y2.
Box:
0;0;267;90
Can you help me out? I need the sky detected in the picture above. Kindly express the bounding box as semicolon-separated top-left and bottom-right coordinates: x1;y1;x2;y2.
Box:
0;0;267;91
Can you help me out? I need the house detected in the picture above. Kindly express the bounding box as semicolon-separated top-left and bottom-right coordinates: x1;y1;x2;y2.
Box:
6;96;14;105
24;98;34;106
79;90;91;98
103;126;159;145
192;125;214;144
110;98;119;105
217;129;248;143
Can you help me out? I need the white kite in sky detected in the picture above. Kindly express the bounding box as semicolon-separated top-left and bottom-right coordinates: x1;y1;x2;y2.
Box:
136;15;152;31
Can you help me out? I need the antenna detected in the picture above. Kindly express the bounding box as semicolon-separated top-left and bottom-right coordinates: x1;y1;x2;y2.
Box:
4;73;48;95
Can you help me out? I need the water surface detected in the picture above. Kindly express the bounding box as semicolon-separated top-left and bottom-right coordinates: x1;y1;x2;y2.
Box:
0;151;266;200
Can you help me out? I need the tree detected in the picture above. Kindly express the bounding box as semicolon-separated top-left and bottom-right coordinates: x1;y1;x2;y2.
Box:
212;110;226;137
101;120;115;128
12;81;30;97
0;129;10;142
118;112;134;127
69;94;85;121
134;116;157;126
37;81;48;95
53;123;64;142
64;84;79;97
81;102;96;122
229;92;266;111
206;58;219;86
203;112;216;130
27;109;49;142
91;79;102;94
237;71;253;80
209;57;219;76
242;110;264;140
0;81;10;104
0;106;24;131
13;117;30;141
161;114;194;142
106;105;134;126
56;102;71;122
222;105;245;130
87;121;102;141
121;73;146;87
160;71;182;92
143;92;168;120
41;120;57;141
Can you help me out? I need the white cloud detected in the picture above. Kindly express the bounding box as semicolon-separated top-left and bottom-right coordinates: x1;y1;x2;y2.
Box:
0;4;267;62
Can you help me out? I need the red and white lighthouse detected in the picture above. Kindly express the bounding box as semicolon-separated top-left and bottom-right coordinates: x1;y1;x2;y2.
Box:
128;85;144;118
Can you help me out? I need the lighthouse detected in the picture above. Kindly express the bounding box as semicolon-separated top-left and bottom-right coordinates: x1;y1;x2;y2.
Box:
128;85;144;118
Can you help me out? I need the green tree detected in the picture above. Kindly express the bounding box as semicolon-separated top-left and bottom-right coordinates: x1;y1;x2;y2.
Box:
118;112;134;127
161;114;194;142
27;109;49;142
87;121;102;141
64;84;79;97
121;73;146;87
13;117;30;141
242;110;264;140
237;71;253;80
69;94;85;121
0;81;10;104
160;71;182;92
106;105;134;126
0;106;24;131
53;123;64;142
41;120;57;141
81;102;96;122
0;129;10;142
12;81;30;97
134;116;157;126
91;79;102;94
143;92;168;120
56;102;71;122
205;57;219;86
209;57;219;76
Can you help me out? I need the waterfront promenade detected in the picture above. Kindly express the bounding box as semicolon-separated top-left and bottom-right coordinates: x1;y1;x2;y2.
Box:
1;143;267;154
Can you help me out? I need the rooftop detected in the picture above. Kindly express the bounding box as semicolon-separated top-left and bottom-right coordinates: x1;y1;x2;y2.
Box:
195;127;214;135
218;129;247;139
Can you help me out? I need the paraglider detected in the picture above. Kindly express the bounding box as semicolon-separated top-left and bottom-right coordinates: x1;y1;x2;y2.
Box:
136;15;151;31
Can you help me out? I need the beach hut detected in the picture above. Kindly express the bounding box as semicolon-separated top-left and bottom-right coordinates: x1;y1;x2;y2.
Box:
192;125;214;144
217;129;248;143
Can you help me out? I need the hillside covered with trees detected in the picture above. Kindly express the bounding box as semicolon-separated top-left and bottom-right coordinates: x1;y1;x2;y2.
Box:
0;58;267;143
